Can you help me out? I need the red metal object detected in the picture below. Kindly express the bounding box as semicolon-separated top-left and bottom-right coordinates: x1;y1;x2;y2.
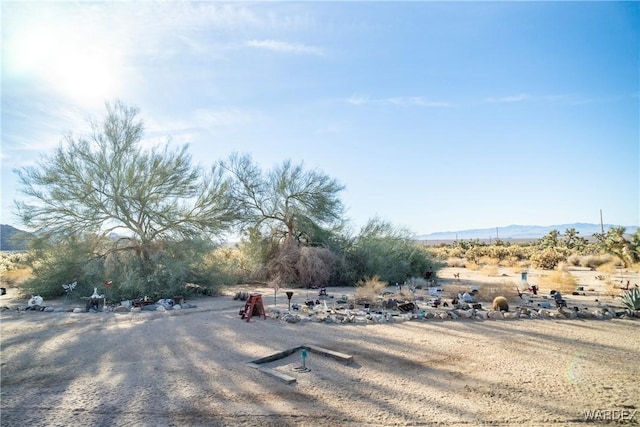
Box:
241;294;266;322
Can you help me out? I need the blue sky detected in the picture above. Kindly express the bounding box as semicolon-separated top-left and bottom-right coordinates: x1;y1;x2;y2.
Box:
2;1;638;235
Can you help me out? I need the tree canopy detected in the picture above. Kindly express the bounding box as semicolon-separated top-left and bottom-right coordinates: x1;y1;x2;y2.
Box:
16;101;238;254
221;153;345;246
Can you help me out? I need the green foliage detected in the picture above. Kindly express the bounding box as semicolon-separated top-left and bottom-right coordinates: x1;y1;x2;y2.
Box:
16;101;238;273
341;218;438;285
22;235;227;302
621;288;640;310
594;227;640;268
222;153;345;246
22;236;105;298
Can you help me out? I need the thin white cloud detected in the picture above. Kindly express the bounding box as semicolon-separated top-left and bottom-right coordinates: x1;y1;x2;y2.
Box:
482;93;600;105
484;93;531;103
347;95;452;107
245;39;325;56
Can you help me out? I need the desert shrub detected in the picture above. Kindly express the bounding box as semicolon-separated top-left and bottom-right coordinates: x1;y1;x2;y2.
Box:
446;257;466;268
596;261;619;275
478;256;500;266
22;240;103;299
603;280;620;298
0;252;33;291
296;246;336;288
342;219;439;285
475;281;519;303
498;256;520;267
538;270;577;294
507;245;530;261
481;264;499;277
196;246;252;286
531;247;565;270
465;261;480;270
443;284;468;299
566;254;582;267
582;255;614;270
466;246;483;263
267;243;301;286
354;275;387;304
406;276;427;289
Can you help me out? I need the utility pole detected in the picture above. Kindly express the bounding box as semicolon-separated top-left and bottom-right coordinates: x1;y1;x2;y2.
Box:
600;209;604;234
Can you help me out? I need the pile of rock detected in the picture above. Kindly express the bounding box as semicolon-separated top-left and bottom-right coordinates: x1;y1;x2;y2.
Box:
266;304;639;325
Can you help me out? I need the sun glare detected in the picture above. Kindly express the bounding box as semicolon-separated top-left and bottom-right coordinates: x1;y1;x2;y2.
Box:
7;19;121;106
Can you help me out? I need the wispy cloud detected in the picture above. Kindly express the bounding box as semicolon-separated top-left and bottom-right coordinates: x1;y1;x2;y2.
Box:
482;93;605;105
346;95;452;108
244;39;325;55
483;93;531;103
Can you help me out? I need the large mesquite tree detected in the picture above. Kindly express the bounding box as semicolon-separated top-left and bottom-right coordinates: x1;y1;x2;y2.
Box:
221;153;345;285
222;153;345;246
16;101;239;280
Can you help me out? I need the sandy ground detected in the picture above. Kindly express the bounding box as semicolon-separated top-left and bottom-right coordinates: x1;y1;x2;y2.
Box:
1;267;639;426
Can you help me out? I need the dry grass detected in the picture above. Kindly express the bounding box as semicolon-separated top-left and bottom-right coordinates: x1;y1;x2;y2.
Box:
446;257;466;268
481;265;499;277
596;262;619;275
465;262;480;270
0;267;33;288
498;256;520;268
604;280;622;299
476;281;520;303
538;270;578;294
478;256;500;266
354;275;387;304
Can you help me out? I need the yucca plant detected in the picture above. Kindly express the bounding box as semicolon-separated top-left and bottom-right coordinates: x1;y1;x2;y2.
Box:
621;288;640;310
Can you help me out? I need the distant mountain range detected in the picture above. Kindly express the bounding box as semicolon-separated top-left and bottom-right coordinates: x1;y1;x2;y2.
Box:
0;224;34;251
2;222;638;250
415;223;638;241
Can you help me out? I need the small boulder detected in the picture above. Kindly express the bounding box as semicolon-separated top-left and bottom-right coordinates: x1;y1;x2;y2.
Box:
488;310;503;319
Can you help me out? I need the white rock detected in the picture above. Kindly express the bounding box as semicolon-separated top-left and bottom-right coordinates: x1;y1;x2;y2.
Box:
172;304;181;310
476;311;489;320
538;309;550;318
503;312;519;319
156;305;166;312
73;308;83;313
439;312;449;320
488;310;503;319
455;309;473;318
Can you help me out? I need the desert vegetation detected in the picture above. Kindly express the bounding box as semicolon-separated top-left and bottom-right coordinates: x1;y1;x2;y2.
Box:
3;102;638;304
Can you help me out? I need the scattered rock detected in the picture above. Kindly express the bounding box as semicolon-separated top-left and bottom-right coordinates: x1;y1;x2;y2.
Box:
488;310;503;319
475;311;488;320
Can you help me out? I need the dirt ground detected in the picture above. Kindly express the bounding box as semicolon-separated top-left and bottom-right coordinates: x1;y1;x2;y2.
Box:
1;267;639;426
